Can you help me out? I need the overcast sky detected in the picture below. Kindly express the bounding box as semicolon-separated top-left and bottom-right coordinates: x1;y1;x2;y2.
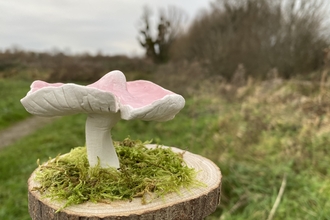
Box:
0;0;211;56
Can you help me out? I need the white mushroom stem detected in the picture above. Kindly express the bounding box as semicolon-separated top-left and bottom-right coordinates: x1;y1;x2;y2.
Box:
85;112;121;169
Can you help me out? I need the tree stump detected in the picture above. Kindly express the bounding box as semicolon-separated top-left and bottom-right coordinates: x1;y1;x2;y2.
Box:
28;145;222;220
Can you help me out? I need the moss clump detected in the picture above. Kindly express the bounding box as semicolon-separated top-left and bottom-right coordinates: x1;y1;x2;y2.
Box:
33;138;198;210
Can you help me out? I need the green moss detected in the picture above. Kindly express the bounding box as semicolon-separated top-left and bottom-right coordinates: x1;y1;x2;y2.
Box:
33;138;198;210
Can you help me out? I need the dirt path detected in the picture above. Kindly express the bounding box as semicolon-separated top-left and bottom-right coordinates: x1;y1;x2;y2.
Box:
0;116;59;149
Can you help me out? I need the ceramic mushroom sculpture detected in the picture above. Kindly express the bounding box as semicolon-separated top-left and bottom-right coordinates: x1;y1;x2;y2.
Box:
21;70;185;169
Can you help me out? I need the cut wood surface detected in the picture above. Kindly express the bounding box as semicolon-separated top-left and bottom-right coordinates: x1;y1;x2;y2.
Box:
28;145;222;220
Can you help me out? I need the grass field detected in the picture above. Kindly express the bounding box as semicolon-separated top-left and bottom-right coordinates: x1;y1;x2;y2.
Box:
0;78;330;219
0;79;31;130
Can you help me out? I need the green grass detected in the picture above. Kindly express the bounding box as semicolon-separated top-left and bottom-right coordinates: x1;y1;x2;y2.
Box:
0;79;31;130
1;78;330;219
0;114;85;220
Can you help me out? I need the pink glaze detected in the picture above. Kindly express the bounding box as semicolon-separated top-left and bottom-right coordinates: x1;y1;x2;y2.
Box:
126;80;173;108
30;80;64;93
29;72;173;109
87;72;173;108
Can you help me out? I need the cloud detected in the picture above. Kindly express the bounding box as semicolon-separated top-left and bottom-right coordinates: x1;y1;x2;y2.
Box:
0;0;210;56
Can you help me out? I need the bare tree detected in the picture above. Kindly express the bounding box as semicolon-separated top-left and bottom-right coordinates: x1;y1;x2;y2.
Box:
138;5;187;63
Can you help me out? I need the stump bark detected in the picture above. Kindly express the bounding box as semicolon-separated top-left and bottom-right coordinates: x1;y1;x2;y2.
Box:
28;145;222;220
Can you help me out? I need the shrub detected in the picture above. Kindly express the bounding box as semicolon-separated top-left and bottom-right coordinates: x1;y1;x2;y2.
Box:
171;0;330;80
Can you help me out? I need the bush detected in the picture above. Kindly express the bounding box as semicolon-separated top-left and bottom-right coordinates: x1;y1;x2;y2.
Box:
171;0;330;80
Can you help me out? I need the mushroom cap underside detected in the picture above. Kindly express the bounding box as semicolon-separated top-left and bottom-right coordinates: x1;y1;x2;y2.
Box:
21;79;185;121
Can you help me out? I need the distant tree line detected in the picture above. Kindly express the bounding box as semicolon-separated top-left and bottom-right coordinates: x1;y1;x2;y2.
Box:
0;48;155;82
139;0;330;80
1;0;329;83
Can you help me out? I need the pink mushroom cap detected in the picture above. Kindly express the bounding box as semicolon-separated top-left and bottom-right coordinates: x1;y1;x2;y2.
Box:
21;70;185;122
